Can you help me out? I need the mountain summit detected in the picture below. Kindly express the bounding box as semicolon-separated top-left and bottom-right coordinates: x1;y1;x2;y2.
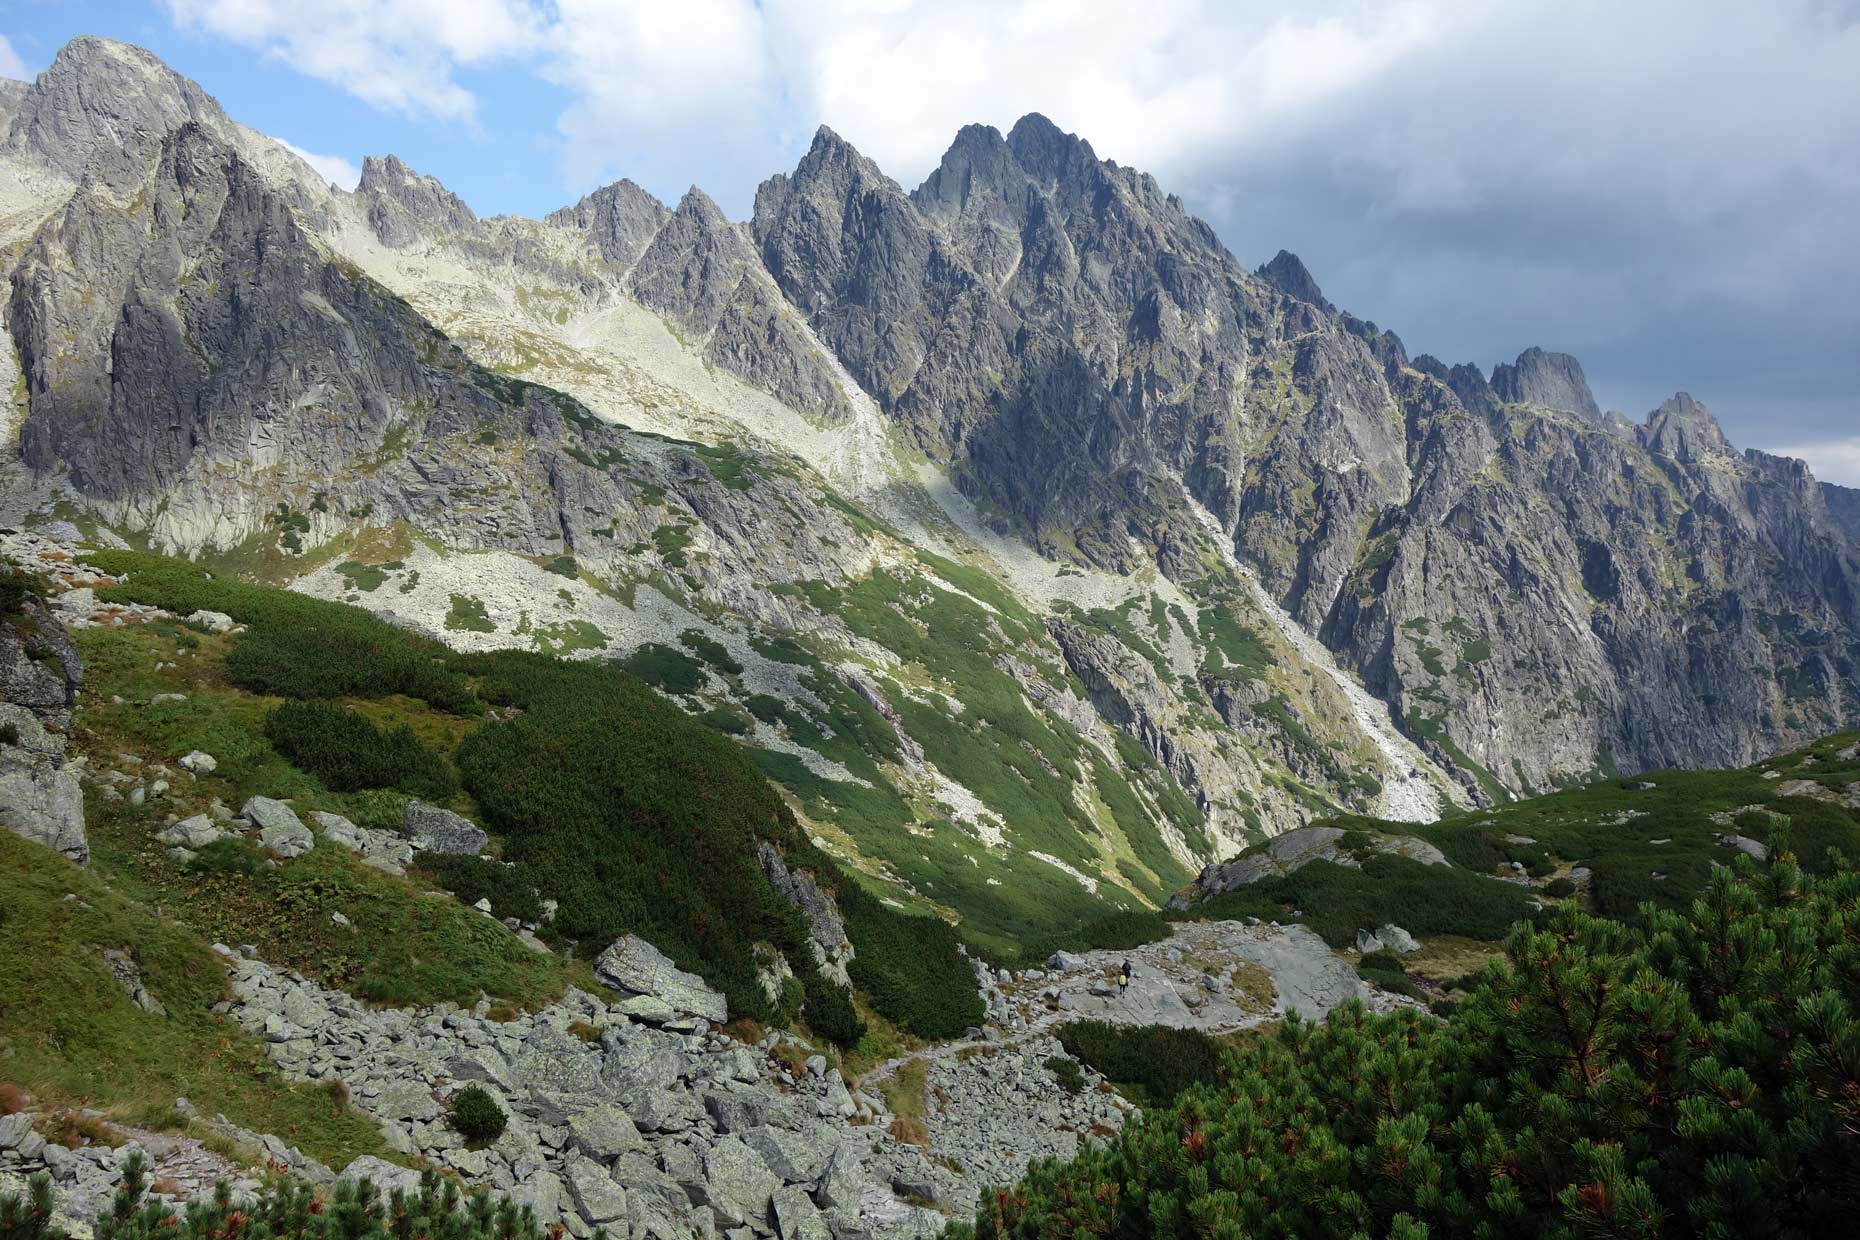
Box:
2;35;1856;925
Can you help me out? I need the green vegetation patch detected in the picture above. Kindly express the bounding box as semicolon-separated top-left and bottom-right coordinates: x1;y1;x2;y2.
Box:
0;831;389;1167
1181;853;1538;947
619;643;707;695
444;593;496;633
1054;1021;1227;1107
264;700;457;801
959;850;1860;1240
335;560;389;593
87;552;475;712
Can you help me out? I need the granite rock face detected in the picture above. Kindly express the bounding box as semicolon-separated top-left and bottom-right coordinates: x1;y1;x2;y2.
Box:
743;116;1860;793
0;574;87;862
1825;482;1860;544
1489;346;1602;420
6;37;1857;822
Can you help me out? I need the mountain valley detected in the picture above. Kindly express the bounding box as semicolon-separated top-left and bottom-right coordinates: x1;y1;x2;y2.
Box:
3;32;1859;1240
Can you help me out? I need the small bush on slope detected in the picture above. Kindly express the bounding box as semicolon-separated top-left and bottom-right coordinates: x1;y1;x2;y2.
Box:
1053;1022;1228;1107
959;840;1860;1240
448;1085;507;1143
264;701;457;800
1182;853;1538;946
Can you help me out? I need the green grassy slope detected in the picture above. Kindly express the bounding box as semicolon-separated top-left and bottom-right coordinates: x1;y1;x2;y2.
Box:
79;549;980;1039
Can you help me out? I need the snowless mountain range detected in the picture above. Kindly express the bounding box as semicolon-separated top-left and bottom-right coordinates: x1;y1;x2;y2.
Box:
3;36;1856;937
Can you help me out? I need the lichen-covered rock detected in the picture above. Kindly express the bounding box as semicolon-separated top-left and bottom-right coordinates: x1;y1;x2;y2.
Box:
0;579;87;862
242;797;313;858
595;935;728;1024
401;801;487;855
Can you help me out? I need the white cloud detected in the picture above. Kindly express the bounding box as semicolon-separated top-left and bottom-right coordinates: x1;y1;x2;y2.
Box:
1773;437;1860;488
275;138;362;190
543;0;774;192
0;33;32;80
161;0;547;121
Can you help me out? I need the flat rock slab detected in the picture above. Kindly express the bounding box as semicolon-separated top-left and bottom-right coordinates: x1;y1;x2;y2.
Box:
1006;920;1376;1032
243;797;312;858
595;935;727;1023
401;800;487;855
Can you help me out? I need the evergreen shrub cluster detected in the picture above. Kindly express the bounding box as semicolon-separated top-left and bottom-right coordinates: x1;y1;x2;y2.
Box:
964;844;1860;1239
836;876;984;1039
264;702;456;800
1053;1021;1227;1106
448;1085;507;1142
2;1155;571;1240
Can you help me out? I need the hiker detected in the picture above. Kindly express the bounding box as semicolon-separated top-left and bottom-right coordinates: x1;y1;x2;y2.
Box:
1118;959;1132;998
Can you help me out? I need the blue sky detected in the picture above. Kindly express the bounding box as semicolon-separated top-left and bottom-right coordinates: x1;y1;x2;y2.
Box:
3;1;1858;483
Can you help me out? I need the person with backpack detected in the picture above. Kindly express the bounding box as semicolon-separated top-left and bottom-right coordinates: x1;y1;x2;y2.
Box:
1118;959;1132;998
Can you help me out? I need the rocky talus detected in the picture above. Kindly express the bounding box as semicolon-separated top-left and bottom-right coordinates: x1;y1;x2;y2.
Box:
212;941;1138;1238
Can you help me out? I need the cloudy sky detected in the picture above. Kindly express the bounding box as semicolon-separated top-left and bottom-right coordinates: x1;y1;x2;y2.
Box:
4;1;1858;482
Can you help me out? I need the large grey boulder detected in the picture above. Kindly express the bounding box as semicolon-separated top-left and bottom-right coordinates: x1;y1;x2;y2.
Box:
695;1136;780;1231
0;758;87;862
1375;924;1420;954
338;1156;421;1198
158;814;224;849
594;936;727;1023
401;800;487;855
0;587;87;864
812;1139;865;1211
564;1154;629;1224
742;1125;835;1185
0;1113;33;1150
243;797;313;858
567;1104;646;1162
772;1185;832;1240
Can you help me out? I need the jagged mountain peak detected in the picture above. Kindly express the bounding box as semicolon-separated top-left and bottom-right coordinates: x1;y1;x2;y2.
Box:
542;177;668;268
1641;390;1732;461
5;34;231;180
914;122;1019;217
1256;249;1334;312
356;153;478;245
1004;112;1096;181
669;184;731;225
1489;346;1602;419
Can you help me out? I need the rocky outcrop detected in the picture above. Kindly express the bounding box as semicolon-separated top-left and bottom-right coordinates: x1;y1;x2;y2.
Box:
628;188;849;419
357;154;479;246
544;179;669;270
595;936;730;1024
1489;346;1602;420
0;565;86;862
757;843;855;987
2;36;329;212
1826;481;1860;544
1256;249;1335;313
